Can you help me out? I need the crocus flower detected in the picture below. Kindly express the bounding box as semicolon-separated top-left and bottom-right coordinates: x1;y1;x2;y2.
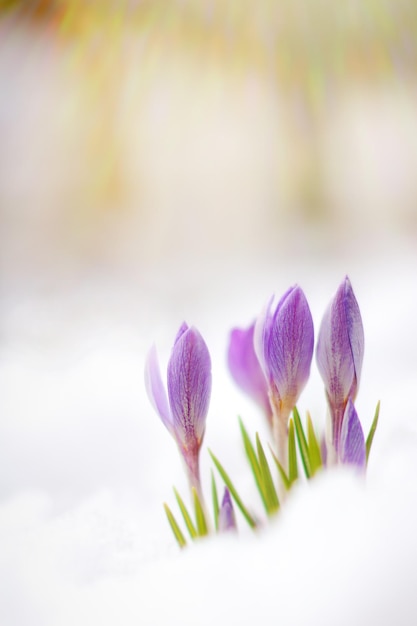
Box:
145;323;212;494
339;399;366;469
254;285;314;469
218;488;237;532
227;322;272;428
316;276;364;459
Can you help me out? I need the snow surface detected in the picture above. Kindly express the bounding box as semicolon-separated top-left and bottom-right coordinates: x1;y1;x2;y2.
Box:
1;242;417;626
1;18;417;624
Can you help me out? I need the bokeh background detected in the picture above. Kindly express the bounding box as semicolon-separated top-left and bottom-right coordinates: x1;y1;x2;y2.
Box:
1;2;417;625
2;0;417;297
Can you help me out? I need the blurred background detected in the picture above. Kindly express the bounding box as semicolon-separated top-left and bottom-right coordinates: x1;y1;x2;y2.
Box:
2;0;417;291
2;5;417;624
1;0;417;509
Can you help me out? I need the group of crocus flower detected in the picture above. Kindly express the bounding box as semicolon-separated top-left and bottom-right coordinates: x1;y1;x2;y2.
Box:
145;277;378;544
229;277;367;470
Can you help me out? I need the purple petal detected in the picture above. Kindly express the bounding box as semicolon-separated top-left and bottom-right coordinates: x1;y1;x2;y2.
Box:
316;276;364;448
144;345;173;434
316;277;364;405
340;400;366;469
218;488;237;532
343;277;364;392
265;286;314;411
254;295;274;382
227;322;270;417
174;322;189;345
167;325;212;448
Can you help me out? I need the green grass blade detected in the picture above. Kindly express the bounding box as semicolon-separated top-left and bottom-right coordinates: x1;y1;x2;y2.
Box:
239;418;268;512
173;488;197;539
211;471;220;532
366;400;380;463
288;418;299;484
163;503;187;548
256;433;279;514
306;412;322;476
209;449;257;529
293;406;311;478
269;445;291;491
192;487;208;537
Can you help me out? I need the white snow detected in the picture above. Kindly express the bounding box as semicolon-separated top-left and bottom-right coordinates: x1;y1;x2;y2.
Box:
1;13;417;626
1;244;417;626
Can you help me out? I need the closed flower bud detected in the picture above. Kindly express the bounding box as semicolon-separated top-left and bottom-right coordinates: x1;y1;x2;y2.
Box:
254;285;314;469
218;488;237;532
316;277;364;457
145;323;212;494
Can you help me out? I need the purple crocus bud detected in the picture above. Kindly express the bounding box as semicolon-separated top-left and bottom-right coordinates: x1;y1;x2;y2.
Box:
339;400;366;469
218;488;237;532
227;322;271;428
145;323;212;494
254;285;314;468
316;276;364;456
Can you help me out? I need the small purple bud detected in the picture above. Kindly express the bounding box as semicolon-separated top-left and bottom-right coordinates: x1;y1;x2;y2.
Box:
227;322;271;427
145;323;212;493
316;276;364;454
339;400;366;469
218;488;237;532
254;285;314;467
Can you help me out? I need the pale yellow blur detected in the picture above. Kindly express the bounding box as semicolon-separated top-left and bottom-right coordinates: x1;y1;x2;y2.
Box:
1;1;417;286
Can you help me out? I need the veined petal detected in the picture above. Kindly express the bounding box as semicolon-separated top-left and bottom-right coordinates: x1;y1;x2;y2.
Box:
316;276;364;410
266;286;314;408
227;322;270;417
340;400;366;469
144;345;173;434
343;277;364;395
254;286;314;468
167;325;212;447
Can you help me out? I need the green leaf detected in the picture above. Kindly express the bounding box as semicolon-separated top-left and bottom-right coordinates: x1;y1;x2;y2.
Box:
306;412;322;476
209;449;257;529
173;488;197;539
288;418;299;485
211;471;220;532
366;400;380;464
268;446;291;491
163;503;187;548
192;487;208;537
256;433;279;514
239;418;268;512
293;406;312;478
